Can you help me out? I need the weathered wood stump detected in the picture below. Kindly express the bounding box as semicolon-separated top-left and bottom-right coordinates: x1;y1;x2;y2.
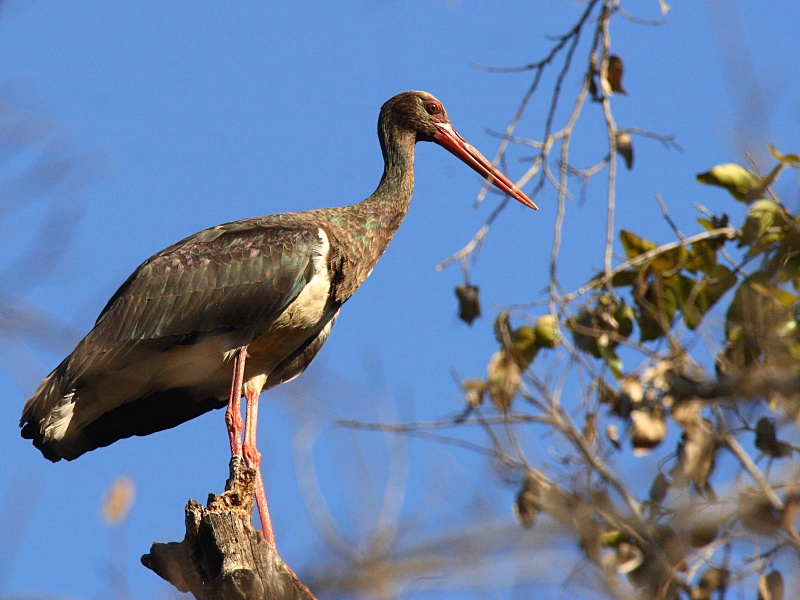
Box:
142;457;316;600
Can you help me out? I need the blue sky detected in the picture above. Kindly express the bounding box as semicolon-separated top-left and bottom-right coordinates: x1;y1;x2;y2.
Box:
1;1;799;598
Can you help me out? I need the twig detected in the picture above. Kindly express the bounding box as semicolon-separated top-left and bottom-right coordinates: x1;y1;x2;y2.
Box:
655;194;685;240
561;226;737;303
713;406;784;512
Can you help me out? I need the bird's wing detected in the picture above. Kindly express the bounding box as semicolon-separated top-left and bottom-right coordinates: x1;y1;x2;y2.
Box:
22;219;326;426
93;220;322;347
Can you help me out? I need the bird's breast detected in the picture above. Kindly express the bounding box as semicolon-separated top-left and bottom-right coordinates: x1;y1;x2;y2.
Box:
247;228;334;367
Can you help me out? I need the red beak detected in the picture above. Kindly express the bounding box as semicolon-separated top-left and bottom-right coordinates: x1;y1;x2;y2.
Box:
433;122;538;210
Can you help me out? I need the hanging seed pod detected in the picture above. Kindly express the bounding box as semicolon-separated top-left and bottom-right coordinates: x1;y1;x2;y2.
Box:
630;404;667;455
649;473;669;506
514;474;540;529
672;418;717;493
691;568;728;600
758;570;784;600
616;131;634;170
606;423;622;450
688;517;719;547
755;417;793;458
462;378;486;408
455;284;481;325
603;55;627;95
534;314;560;348
487;349;520;412
583;412;597;446
737;488;781;536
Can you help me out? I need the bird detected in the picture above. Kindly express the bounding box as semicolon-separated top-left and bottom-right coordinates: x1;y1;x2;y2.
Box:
20;91;537;546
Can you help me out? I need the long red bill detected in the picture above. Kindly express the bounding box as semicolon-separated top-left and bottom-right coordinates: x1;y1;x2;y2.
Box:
433;122;538;210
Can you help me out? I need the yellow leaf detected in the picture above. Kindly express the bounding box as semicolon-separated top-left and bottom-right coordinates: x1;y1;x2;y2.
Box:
769;145;800;164
750;283;800;308
697;163;761;202
745;163;783;202
620;230;656;259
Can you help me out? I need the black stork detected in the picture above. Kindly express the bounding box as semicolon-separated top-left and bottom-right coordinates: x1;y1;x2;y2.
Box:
20;91;536;546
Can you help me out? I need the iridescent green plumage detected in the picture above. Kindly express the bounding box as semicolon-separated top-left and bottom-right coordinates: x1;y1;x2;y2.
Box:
20;90;534;462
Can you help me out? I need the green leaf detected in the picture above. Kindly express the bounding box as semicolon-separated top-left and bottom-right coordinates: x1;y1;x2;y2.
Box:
637;296;666;342
744;163;783;203
747;231;786;257
739;200;781;247
598;345;623;378
750;283;800;308
684;239;718;274
534;315;560;348
511;325;539;368
620;230;656;259
703;265;737;304
635;279;679;342
682;266;737;329
614;302;635;339
697;163;762;202
650;245;688;275
697;217;715;232
610;269;637;287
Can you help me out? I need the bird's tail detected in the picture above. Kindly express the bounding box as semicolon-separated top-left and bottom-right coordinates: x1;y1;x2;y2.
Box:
19;359;83;462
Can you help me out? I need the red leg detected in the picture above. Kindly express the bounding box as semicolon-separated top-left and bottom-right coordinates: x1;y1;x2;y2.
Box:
243;386;276;549
225;347;246;458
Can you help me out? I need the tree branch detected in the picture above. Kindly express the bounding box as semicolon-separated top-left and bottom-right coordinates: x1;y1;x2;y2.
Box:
142;457;317;600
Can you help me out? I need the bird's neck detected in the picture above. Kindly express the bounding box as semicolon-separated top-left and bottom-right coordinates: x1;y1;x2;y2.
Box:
331;128;416;266
364;127;416;238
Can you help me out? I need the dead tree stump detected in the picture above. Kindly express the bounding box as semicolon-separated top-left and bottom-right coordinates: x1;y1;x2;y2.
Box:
142;457;317;600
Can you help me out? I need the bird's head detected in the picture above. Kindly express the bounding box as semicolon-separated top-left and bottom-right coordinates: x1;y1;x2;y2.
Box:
379;91;537;209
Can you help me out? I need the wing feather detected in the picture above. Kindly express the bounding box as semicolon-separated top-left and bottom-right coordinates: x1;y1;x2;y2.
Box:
93;223;321;346
21;220;326;439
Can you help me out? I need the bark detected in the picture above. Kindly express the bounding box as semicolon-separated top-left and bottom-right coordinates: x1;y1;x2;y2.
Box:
142;457;317;600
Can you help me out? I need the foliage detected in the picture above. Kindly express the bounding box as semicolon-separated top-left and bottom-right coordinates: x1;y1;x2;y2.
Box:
361;2;800;598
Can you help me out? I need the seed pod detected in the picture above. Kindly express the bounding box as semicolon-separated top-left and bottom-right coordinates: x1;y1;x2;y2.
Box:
649;473;669;505
455;284;481;325
737;488;781;536
755;417;792;458
583;412;597;446
630;405;667;454
534;314;560;348
462;378;486;408
616;131;634;170
514;475;539;529
487;350;520;412
688;518;719;547
691;568;728;600
603;55;627;95
606;423;621;450
758;570;784;600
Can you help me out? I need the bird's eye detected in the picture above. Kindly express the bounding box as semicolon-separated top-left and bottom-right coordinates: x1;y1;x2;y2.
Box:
424;101;441;115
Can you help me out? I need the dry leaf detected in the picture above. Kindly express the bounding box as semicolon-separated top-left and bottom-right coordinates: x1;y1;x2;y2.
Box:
630;405;667;455
758;570;784;600
487;349;520;412
514;474;540;529
691;568;728;600
606;423;621;450
672;418;717;493
101;475;136;526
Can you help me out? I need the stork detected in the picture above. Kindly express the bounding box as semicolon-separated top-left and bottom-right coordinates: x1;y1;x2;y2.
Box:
20;91;536;546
